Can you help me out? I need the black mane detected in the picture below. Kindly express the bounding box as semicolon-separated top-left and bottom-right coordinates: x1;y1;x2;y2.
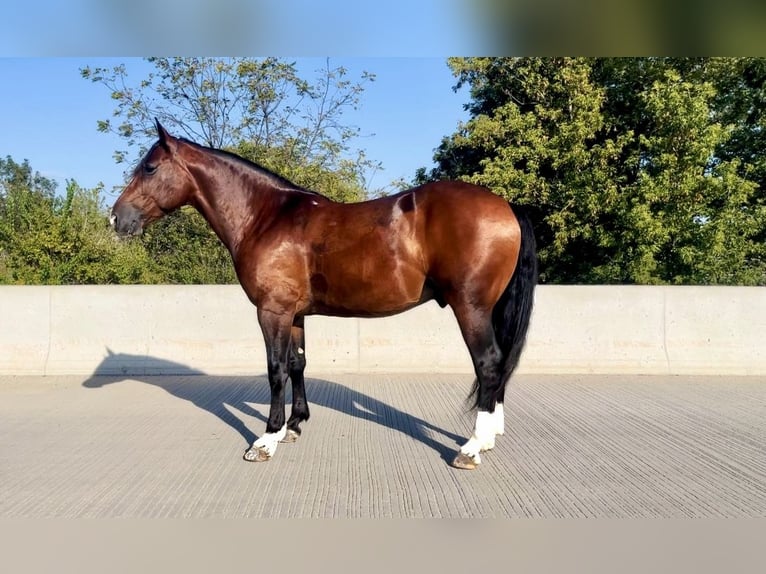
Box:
182;138;325;198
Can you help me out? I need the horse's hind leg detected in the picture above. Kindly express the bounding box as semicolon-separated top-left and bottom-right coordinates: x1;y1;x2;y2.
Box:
450;302;505;470
283;317;309;443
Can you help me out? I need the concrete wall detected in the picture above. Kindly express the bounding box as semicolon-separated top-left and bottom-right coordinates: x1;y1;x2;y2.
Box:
0;285;763;376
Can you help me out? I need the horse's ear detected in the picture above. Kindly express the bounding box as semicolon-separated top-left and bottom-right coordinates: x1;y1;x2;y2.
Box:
155;118;172;150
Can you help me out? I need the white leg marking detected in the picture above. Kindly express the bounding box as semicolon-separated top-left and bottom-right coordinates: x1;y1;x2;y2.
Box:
252;424;287;458
493;403;505;436
460;410;499;463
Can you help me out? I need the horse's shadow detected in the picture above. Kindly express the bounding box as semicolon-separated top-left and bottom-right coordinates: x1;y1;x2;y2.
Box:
82;352;465;464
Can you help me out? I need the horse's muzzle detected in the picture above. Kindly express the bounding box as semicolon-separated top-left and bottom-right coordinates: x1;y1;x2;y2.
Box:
110;203;145;237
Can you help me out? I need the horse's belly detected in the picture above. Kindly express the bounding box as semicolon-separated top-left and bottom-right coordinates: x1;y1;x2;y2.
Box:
308;266;428;318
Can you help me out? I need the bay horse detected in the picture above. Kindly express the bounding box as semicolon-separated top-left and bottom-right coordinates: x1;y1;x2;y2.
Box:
111;120;537;470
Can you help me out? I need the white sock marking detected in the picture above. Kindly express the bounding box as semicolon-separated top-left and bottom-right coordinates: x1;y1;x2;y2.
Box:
493;403;505;436
460;410;498;462
252;424;287;457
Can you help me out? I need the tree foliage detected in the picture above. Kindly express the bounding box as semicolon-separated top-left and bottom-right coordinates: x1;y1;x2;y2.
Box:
0;156;157;284
420;57;766;285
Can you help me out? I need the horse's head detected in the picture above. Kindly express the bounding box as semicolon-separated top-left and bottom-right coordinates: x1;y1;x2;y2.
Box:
110;119;196;236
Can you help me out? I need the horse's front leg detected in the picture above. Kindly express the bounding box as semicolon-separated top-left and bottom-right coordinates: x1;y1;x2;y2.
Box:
244;308;293;462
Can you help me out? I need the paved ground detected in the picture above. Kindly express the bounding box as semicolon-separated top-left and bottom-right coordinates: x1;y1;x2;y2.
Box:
1;373;765;517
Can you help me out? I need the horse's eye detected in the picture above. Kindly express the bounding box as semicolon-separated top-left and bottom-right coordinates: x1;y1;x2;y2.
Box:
144;164;157;175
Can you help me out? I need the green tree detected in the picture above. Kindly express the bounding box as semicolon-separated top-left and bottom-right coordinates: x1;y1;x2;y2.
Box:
709;57;766;248
0;156;157;285
423;57;765;285
0;156;59;283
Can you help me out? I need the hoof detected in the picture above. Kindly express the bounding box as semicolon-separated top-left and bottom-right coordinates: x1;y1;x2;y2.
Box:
243;446;272;462
280;429;300;443
451;452;479;470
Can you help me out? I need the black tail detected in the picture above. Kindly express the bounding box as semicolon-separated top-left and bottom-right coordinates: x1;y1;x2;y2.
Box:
470;204;537;407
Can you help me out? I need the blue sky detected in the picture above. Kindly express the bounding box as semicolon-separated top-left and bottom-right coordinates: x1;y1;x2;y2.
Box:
0;58;471;199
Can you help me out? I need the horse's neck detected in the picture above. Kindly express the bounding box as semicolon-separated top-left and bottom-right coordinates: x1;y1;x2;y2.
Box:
189;160;284;260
